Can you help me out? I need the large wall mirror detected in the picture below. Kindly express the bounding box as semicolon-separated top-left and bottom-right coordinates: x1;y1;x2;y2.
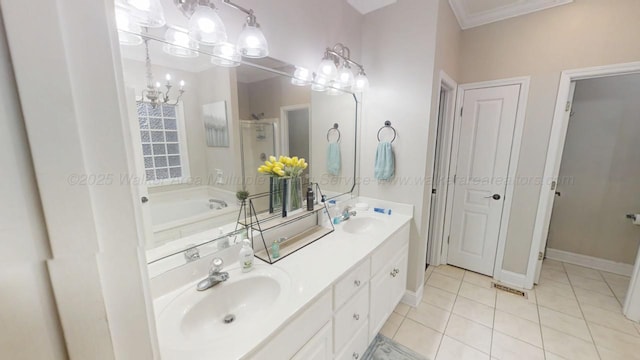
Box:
118;35;359;274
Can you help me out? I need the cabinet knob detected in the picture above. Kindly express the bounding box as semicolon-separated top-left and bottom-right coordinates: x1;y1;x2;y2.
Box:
390;270;396;277
141;196;149;203
353;352;359;359
354;279;361;287
394;268;400;274
353;313;360;321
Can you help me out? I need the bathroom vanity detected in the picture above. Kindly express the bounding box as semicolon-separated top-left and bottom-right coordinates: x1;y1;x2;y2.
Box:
150;199;412;360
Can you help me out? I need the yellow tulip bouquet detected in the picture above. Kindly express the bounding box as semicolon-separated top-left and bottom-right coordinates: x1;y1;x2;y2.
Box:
258;156;308;177
258;156;309;213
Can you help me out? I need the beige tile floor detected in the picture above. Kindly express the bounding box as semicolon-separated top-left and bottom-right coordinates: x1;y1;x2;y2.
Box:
380;260;640;360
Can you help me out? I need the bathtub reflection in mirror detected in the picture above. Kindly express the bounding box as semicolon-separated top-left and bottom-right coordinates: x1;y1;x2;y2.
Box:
118;38;358;273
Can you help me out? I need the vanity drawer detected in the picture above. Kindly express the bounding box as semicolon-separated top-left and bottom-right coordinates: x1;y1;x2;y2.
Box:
335;320;369;360
371;224;409;276
334;258;370;309
334;284;369;352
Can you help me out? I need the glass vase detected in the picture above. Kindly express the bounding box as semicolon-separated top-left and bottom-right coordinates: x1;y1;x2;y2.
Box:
285;177;304;214
269;177;283;213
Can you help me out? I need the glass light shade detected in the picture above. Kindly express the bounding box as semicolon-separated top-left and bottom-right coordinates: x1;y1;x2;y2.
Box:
237;23;269;58
188;6;227;45
353;73;370;92
337;66;354;89
163;28;199;58
123;0;165;28
115;7;142;46
211;43;241;67
316;58;337;80
291;66;313;86
326;81;344;96
311;75;329;92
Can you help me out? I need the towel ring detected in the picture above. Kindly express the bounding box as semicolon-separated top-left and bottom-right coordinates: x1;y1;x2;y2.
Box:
377;120;396;143
327;123;341;143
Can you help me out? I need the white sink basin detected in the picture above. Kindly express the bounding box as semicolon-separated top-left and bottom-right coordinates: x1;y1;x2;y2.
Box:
341;216;384;234
157;265;291;349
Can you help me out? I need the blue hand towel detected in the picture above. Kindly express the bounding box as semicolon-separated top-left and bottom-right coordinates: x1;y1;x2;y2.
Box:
327;142;341;175
374;142;395;180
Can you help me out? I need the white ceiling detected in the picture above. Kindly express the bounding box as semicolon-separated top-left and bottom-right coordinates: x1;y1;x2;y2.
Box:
448;0;573;29
346;0;397;15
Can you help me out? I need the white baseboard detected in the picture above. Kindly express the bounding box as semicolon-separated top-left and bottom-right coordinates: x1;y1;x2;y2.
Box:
546;248;634;276
401;283;424;307
495;270;530;290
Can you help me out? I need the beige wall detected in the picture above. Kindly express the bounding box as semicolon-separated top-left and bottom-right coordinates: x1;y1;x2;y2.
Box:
548;75;640;264
243;76;311;119
459;0;640;274
360;0;440;292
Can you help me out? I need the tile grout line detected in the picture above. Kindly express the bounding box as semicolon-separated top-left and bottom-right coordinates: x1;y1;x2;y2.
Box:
562;261;603;360
432;268;464;359
488;283;497;359
536;266;548;360
598;269;626;308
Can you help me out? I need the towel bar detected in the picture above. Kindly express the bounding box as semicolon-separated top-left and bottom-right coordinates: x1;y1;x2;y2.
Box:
377;120;397;143
327;123;341;143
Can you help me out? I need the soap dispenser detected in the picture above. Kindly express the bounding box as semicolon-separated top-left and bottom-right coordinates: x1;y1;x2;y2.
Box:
271;237;285;259
238;239;254;272
306;186;314;211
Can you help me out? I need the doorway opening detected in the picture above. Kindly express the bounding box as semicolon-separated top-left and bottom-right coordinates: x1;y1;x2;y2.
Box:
533;72;640;316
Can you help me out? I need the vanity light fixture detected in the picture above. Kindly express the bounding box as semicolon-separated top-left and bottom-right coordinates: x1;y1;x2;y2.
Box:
142;40;186;107
222;0;269;58
180;3;227;45
118;0;166;28
162;27;199;58
313;43;369;93
310;75;329;92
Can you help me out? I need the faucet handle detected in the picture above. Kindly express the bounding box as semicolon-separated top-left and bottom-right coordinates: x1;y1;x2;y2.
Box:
209;257;224;275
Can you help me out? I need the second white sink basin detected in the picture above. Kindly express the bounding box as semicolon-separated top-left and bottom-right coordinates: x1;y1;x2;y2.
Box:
157;265;291;349
341;216;384;234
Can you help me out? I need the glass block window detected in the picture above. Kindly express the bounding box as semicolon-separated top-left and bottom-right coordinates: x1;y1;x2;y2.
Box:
137;101;188;183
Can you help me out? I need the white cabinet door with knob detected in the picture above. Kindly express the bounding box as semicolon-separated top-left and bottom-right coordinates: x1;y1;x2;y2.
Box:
369;243;409;340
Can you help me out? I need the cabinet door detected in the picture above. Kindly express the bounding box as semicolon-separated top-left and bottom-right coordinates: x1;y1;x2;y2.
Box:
291;322;333;360
369;267;391;340
390;246;409;308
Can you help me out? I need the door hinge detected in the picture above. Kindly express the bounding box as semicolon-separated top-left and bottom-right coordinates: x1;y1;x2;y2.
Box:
431;188;436;195
551;180;557;191
538;252;544;261
447;236;450;245
460;107;464;117
565;101;572;112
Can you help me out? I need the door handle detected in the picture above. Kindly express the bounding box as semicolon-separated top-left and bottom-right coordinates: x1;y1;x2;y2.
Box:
485;194;501;200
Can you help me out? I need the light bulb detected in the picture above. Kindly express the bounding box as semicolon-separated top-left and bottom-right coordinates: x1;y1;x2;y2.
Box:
165;73;171;82
179;80;185;89
353;72;369;92
291;66;313;86
316;58;337;80
337;66;354;89
311;75;328;92
163;28;199;58
188;6;227;45
212;42;241;67
155;82;161;88
237;23;268;58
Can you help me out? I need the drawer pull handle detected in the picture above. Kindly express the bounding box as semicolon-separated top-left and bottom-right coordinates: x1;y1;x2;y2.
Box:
353;313;360;320
394;268;400;274
353;352;359;359
354;279;361;287
390;270;396;277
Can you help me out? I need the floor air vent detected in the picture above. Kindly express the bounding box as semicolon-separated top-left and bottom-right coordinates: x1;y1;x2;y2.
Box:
492;282;527;298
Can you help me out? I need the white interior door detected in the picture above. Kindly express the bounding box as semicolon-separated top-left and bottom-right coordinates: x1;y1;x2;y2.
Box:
533;82;576;283
447;84;521;276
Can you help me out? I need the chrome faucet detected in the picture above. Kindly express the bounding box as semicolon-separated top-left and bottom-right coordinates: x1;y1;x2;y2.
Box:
209;198;228;209
339;205;357;222
196;257;229;291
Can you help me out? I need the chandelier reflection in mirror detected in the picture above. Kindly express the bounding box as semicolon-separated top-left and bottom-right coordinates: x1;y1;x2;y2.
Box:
141;39;186;107
115;0;269;61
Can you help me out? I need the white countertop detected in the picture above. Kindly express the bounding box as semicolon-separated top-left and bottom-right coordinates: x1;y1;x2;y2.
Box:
152;197;413;360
